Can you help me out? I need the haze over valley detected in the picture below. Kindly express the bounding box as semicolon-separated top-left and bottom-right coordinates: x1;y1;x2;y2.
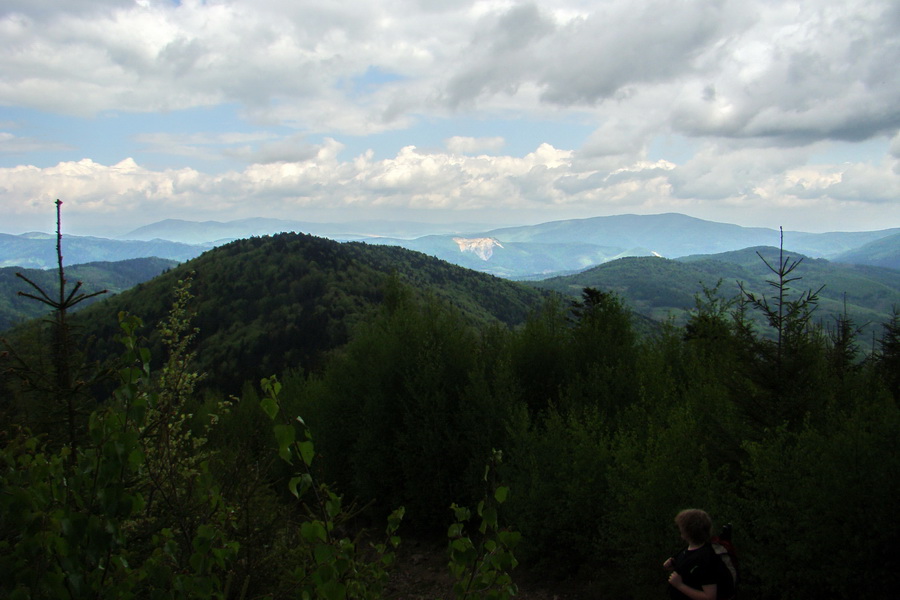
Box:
2;212;897;340
3;212;898;277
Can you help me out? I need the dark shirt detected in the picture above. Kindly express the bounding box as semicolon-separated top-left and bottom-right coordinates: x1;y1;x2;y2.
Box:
668;543;732;600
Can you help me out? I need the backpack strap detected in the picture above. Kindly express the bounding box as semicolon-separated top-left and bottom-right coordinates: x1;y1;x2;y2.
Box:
710;539;739;586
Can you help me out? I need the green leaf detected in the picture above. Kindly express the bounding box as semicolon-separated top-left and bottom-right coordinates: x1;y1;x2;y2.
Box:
320;579;346;600
288;476;303;498
387;507;405;533
298;440;315;467
452;504;471;522
314;544;336;565
260;396;279;421
274;424;295;462
494;485;509;504
480;507;498;532
325;496;341;520
301;521;327;543
261;376;282;398
450;538;473;553
287;473;314;499
498;530;521;548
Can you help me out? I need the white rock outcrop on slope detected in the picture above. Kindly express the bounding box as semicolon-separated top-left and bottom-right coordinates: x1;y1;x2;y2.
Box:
452;237;503;261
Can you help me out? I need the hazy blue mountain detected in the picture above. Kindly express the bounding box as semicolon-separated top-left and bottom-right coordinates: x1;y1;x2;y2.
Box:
0;257;178;331
477;213;900;259
784;229;900;259
7;213;899;278
121;217;491;244
362;235;653;278
478;213;778;256
366;214;900;278
832;231;900;270
0;232;208;268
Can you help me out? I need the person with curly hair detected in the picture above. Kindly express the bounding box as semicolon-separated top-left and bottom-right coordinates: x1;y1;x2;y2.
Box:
662;509;735;600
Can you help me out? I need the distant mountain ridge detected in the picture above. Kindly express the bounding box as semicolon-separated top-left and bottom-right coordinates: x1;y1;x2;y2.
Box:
3;213;898;277
532;246;900;338
122;217;491;244
833;231;900;270
0;232;209;269
477;213;900;261
0;257;178;331
365;214;900;277
4;231;897;393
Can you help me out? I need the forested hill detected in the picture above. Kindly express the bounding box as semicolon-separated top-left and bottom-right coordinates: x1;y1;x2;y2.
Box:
3;232;898;599
0;257;178;331
73;232;547;392
533;246;900;336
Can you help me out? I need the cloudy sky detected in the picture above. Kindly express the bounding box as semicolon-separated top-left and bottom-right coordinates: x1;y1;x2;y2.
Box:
2;0;900;236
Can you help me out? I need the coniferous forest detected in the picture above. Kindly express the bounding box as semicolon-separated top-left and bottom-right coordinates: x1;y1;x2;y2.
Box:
1;227;899;599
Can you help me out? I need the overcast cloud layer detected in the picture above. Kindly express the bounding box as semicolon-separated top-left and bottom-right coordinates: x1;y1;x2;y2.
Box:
2;0;899;235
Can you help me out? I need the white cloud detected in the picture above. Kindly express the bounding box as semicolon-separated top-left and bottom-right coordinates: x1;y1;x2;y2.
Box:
2;0;897;146
3;139;899;235
444;136;505;154
1;1;899;233
667;143;810;200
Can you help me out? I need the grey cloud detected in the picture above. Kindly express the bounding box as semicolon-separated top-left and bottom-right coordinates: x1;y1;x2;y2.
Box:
438;0;900;149
890;133;900;158
1;1;366;115
670;1;900;144
508;163;568;200
536;1;729;105
816;165;900;204
4;0;900;178
579;118;651;159
553;172;608;195
2;0;125;18
442;3;554;107
410;0;470;13
667;144;807;200
480;2;554;54
441;1;736;109
553;163;671;195
223;136;320;164
157;37;208;79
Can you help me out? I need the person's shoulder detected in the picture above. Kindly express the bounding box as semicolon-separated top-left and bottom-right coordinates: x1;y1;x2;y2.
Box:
676;544;711;567
694;543;719;565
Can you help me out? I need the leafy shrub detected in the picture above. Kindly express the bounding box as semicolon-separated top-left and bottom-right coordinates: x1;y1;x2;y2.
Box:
740;393;900;599
502;405;611;579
